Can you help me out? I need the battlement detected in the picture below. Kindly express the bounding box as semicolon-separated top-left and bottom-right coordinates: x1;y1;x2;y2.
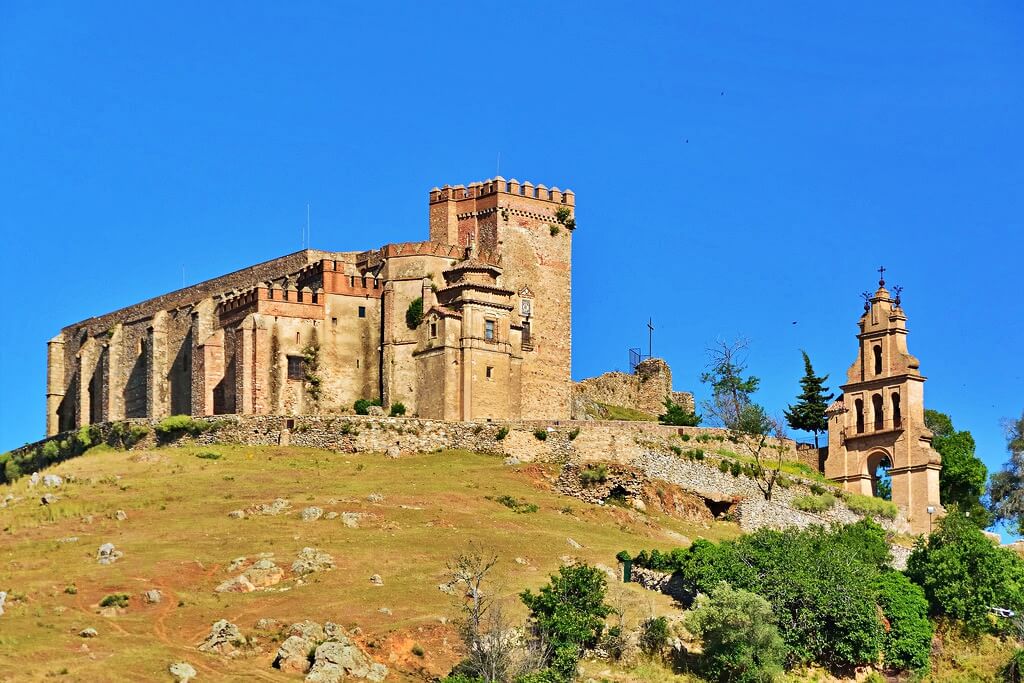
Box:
321;259;384;297
429;177;574;206
217;284;325;325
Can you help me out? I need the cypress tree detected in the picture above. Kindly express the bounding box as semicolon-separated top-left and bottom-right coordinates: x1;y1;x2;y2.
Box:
784;351;834;448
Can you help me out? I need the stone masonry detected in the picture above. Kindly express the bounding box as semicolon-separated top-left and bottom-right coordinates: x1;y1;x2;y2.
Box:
46;178;576;435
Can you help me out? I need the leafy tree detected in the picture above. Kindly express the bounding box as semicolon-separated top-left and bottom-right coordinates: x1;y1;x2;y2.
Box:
733;405;789;502
990;412;1024;534
520;564;611;680
701;339;761;430
905;511;1024;635
659;397;701;426
874;571;932;671
685;583;787;683
783;351;834;448
925;409;990;526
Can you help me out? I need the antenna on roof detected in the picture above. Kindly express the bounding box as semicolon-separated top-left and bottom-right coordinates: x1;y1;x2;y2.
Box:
306;203;311;250
496;151;501;176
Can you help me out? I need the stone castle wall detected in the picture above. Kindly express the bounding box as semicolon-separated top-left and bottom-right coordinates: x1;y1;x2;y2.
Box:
572;358;695;420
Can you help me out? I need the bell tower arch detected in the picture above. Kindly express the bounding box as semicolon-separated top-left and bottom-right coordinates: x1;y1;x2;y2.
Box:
824;269;943;534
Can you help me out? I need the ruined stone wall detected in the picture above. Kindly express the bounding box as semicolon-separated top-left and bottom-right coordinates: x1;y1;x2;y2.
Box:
572;358;695;419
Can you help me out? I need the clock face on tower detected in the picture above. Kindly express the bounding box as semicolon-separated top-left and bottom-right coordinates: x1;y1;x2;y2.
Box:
520;299;532;317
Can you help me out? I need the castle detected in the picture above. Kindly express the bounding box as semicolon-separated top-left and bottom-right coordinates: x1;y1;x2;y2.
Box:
46;178;574;434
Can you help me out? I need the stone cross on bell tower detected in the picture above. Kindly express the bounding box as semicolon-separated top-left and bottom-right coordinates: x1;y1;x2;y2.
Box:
824;270;943;534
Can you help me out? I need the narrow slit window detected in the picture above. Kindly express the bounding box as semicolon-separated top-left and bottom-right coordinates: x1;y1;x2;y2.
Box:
873;393;884;430
485;319;495;341
873;345;883;375
855;398;865;434
430;322;437;338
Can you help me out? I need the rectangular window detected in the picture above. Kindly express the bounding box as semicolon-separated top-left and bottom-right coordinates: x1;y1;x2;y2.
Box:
331;317;338;327
358;306;366;318
486;366;494;380
485;319;495;341
522;321;531;345
430;322;437;338
287;356;304;380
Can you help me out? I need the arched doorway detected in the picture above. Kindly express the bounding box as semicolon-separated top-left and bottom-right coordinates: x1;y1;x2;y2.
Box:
866;451;893;500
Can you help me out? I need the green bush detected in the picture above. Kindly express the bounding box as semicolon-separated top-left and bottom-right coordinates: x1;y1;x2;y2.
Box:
99;593;130;608
639;616;670;655
495;426;509;441
406;297;424;329
568;427;580;441
353;398;382;415
154;415;211;442
521;564;611;679
680;433;691;441
615;550;632;563
659;397;702;426
691;448;705;461
195;451;221;460
579;464;608;487
686;583;786;683
843;492;898;520
874;571;932;671
110;421;148;449
492;495;538;514
906;511;1024;635
792;492;836;513
730;461;742;477
389;402;407;417
533;428;548;441
718;459;730;473
670;445;682;456
1003;648;1024;683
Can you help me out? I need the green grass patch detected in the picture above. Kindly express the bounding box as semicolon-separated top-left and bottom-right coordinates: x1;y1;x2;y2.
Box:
843;492;898;520
792;492;836;513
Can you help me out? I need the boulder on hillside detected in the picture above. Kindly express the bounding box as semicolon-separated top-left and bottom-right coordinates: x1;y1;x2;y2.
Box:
273;635;313;673
198;619;243;655
301;506;324;521
169;661;197;682
292;548;334;576
306;639;388;682
97;543;123;565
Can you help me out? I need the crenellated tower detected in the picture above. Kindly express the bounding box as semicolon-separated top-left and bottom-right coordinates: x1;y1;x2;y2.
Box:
824;270;943;534
428;178;575;419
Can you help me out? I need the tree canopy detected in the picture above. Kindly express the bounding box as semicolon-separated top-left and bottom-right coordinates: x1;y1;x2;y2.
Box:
924;409;990;526
989;411;1024;534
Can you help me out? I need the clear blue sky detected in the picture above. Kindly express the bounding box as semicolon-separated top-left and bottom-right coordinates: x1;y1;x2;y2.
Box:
2;3;1021;523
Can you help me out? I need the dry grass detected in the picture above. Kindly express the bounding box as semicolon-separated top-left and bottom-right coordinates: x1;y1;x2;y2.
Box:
0;444;736;681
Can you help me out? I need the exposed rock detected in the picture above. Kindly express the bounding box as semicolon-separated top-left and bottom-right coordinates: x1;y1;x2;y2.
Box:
595;563;619;581
228;509;246;519
514;557;529;565
437;583;455;595
58;537;79;543
255;617;284;631
143;589;162;604
324;511;338;520
115;509;128;521
292;548;335;576
504;456;521;466
567;537;582;549
323;622;346;640
306;639;388;682
79;627;98;638
385;445;401;459
169;661;197;682
366;405;386;417
273;635;313;673
215;574;257;594
301;506;324;521
250;498;291;516
198;619;243;655
228;557;248;572
366;493;384;504
97;543;123;565
43;474;63;488
287;620;325;642
1;591;9;616
29;472;40;487
369;574;383;586
40;493;60;505
341;512;362;528
244;559;284;588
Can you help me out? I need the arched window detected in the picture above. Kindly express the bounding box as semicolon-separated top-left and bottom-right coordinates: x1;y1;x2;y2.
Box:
855;398;865;434
892;393;902;428
872;394;884;431
873;345;883;375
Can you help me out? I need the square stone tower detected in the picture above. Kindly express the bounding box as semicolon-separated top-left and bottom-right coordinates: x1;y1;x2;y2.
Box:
428;178;574;419
824;273;943;534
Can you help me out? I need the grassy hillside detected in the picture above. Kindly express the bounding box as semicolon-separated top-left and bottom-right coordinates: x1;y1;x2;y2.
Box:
0;445;733;681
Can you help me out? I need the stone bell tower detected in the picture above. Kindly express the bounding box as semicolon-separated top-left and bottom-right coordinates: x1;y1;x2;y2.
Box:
824;269;943;534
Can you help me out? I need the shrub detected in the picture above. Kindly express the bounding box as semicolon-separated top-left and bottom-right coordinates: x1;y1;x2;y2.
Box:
521;564;611;679
411;644;425;657
792;492;836;513
579;464;608;487
406;297;424;329
680;433;691;442
110;421;148;449
844;492;898;520
64;585;77;595
533;428;548;441
495;426;509;441
659;397;702;426
718;459;730;473
568;427;580;441
42;440;60;463
639;616;670;655
154;415;211;442
615;550;632;563
549;224;560;236
195;451;221;460
99;593;130;608
554;206;576;230
353;398;382;415
670;445;682;456
874;571;932;671
492;495;538;514
730;461;742;477
692;448;705;461
686;583;786;683
906;511;1024;635
2;455;21;483
1003;649;1024;683
389;402;407;417
809;482;827;496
